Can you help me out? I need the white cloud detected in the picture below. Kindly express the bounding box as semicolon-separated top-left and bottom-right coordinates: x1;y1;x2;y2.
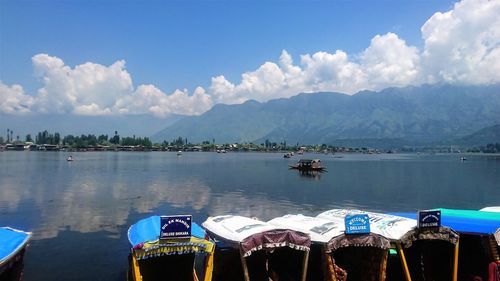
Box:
421;0;500;84
1;0;499;117
115;85;213;117
361;33;420;87
1;54;212;117
207;34;417;101
0;82;34;114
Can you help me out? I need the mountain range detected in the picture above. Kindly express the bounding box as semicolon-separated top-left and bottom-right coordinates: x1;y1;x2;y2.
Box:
152;84;500;147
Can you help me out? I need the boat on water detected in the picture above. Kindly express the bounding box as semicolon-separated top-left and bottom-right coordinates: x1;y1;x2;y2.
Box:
394;208;500;281
318;209;460;281
289;159;326;172
202;215;311;281
177;151;183;156
283;153;292;158
127;215;215;281
268;214;390;281
271;213;392;281
0;227;31;281
66;155;74;161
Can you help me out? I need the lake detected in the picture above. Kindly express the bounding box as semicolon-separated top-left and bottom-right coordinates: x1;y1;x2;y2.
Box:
0;151;499;280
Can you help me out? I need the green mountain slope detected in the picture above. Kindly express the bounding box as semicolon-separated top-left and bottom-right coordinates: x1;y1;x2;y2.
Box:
152;84;500;146
452;124;500;146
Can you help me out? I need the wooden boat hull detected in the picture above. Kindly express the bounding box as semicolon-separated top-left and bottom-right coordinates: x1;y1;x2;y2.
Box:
0;248;27;281
289;165;326;172
0;227;31;281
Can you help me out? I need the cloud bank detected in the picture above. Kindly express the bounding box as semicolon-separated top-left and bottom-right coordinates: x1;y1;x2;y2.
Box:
1;0;499;117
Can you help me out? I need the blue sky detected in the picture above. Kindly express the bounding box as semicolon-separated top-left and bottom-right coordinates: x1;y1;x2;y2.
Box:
1;0;454;92
1;0;499;117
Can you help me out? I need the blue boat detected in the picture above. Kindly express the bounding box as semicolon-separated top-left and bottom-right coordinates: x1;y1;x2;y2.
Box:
392;208;500;281
0;227;32;281
127;215;215;281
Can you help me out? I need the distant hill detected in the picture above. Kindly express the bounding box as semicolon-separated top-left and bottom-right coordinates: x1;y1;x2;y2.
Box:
451;124;500;146
152;84;500;147
0;114;183;139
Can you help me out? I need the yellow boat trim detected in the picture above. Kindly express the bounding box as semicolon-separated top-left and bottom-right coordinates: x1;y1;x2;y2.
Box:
131;253;142;281
133;236;214;260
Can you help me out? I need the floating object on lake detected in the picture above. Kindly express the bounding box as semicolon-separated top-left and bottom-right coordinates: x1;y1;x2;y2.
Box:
203;215;311;281
127;215;214;281
0;227;31;280
289;159;326;172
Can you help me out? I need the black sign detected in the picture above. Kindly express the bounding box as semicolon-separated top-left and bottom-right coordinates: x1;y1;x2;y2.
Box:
418;210;441;228
160;215;192;239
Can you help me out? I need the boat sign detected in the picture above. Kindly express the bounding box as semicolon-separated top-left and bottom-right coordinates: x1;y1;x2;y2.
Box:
345;214;370;235
160;215;192;239
418;210;441;228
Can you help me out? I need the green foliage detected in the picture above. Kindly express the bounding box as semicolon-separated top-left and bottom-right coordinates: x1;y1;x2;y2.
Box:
481;143;500;153
121;136;152;148
36;130;60;145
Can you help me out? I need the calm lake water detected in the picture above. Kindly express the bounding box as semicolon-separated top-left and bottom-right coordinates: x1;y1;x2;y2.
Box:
1;151;499;280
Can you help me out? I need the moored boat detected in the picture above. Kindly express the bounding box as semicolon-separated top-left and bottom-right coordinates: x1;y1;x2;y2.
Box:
395;208;500;281
383;210;460;281
127;215;215;281
0;227;32;281
202;215;311;281
269;214;390;281
271;213;392;281
289;159;326;172
318;209;460;281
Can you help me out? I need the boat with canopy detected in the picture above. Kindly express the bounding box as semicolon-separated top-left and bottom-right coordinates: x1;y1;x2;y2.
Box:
0;227;31;281
269;214;393;281
127;215;215;281
202;215;311;281
318;209;460;281
393;208;500;281
289;159;326;172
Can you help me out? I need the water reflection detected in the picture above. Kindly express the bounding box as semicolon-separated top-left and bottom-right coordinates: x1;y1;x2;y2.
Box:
208;191;310;221
297;170;323;180
32;179;211;239
1;151;500;281
0;152;213;240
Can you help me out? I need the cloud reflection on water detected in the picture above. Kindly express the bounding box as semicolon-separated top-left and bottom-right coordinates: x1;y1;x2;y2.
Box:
0;162;212;240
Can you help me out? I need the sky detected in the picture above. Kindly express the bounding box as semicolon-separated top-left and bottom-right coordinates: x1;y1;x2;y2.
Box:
1;0;499;118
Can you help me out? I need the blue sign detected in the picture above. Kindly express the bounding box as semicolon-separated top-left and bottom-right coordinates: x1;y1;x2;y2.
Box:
160;215;192;239
418;210;441;228
345;214;371;235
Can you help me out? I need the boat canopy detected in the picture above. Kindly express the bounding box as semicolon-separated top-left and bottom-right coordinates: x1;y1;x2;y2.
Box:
393;208;500;246
0;227;31;266
317;209;417;241
269;214;391;251
298;159;320;164
127;216;214;260
202;215;311;257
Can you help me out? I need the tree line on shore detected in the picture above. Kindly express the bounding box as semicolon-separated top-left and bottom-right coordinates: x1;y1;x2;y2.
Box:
1;129;154;148
0;130;353;152
1;129;499;153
